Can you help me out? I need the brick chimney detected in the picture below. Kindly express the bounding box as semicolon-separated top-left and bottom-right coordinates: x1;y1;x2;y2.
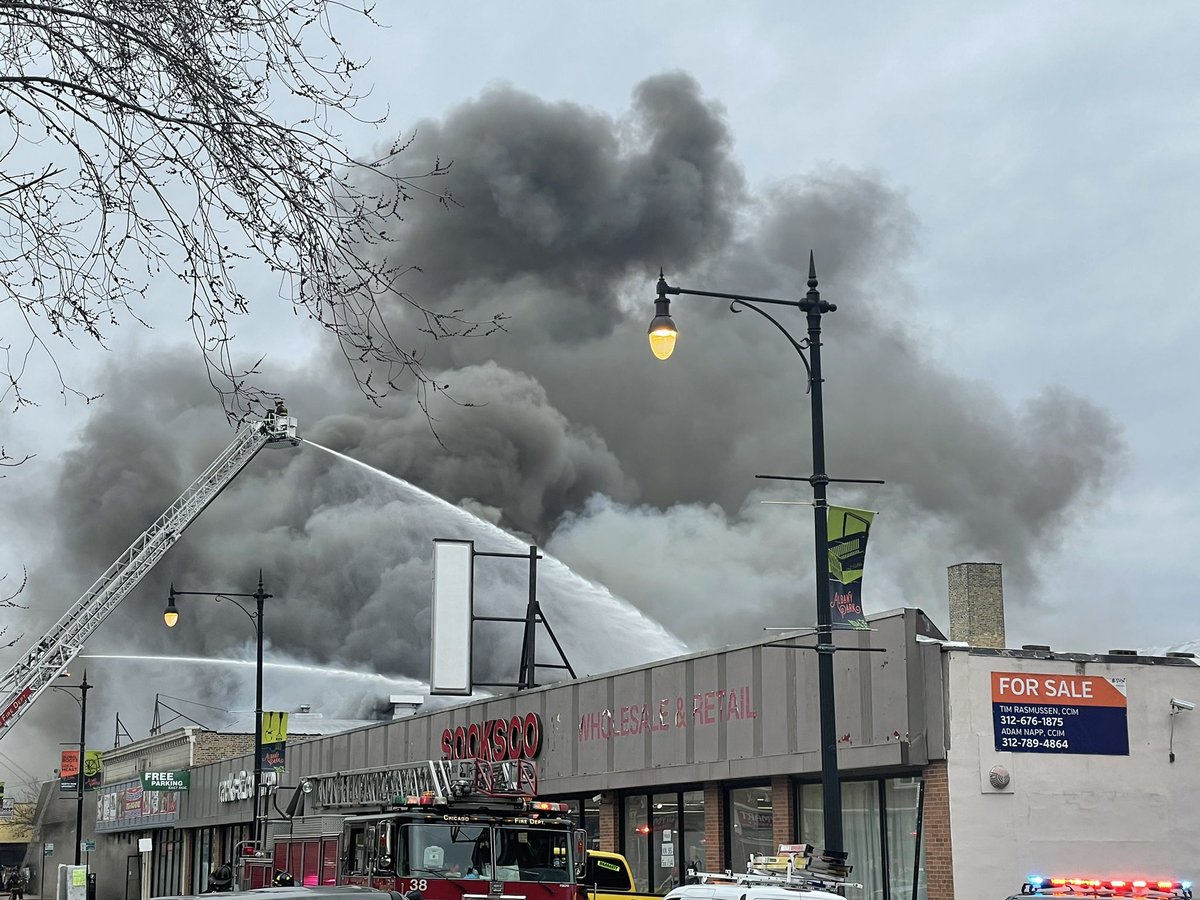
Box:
948;562;1006;648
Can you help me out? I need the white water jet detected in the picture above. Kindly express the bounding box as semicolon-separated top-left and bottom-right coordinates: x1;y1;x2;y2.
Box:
301;440;687;671
81;653;427;690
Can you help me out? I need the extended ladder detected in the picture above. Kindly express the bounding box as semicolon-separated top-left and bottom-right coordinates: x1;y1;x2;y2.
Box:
303;758;540;811
0;412;299;741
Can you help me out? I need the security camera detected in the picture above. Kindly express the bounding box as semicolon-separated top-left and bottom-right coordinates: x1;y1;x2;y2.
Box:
1171;698;1196;711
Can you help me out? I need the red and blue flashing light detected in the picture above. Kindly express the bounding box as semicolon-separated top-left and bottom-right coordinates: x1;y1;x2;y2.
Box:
1024;875;1193;897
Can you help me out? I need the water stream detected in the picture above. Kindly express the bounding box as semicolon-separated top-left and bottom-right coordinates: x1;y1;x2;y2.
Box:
300;439;686;664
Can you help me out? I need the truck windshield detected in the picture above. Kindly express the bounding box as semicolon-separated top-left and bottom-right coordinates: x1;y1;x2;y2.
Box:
495;827;572;882
404;824;490;879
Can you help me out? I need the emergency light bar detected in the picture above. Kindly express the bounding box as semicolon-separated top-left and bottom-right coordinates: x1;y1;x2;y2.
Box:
1022;875;1193;898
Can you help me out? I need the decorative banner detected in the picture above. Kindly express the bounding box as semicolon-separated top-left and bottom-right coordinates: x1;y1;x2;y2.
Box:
141;771;190;792
83;750;104;791
259;710;288;772
827;506;876;630
992;672;1129;755
59;749;81;792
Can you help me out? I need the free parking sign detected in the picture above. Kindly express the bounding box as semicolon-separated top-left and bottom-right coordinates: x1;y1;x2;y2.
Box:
992;672;1129;755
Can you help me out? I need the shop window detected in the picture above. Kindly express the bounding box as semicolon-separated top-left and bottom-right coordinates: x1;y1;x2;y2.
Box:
795;776;928;900
621;789;704;892
651;793;679;892
726;785;772;869
621;795;650;892
885;778;927;900
680;791;705;875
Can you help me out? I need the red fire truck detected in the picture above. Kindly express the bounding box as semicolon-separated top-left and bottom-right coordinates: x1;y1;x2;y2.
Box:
247;758;583;900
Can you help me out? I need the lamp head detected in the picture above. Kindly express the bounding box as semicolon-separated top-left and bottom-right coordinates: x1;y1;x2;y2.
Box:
648;271;677;360
164;588;179;628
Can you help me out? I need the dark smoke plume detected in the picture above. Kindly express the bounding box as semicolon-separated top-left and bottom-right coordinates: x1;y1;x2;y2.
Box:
0;72;1123;780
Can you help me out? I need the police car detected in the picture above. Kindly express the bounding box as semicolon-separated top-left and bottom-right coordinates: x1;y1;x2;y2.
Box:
1004;875;1193;898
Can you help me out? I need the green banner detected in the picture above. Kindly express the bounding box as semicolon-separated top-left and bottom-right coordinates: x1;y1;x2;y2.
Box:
828;506;876;630
142;770;190;791
84;750;104;791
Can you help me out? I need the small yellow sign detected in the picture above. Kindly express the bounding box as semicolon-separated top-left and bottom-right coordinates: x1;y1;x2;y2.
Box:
261;711;289;744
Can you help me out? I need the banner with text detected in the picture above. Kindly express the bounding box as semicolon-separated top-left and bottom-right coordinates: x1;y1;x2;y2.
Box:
828;506;876;630
59;750;80;792
259;710;288;772
992;672;1129;755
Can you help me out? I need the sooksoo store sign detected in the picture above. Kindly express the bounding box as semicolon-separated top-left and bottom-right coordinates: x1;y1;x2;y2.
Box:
441;713;542;760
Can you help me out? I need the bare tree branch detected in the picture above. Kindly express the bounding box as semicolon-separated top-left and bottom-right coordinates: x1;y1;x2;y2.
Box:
0;0;502;424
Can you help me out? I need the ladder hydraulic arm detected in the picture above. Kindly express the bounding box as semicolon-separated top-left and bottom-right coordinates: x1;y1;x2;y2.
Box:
0;410;299;742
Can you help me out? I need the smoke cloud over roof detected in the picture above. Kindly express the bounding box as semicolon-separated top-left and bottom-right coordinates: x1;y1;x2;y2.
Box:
1;72;1122;777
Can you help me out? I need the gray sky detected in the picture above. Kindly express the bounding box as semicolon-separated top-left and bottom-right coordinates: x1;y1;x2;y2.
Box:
3;2;1199;780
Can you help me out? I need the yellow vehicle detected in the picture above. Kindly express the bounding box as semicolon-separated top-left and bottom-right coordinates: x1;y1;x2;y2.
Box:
580;851;662;900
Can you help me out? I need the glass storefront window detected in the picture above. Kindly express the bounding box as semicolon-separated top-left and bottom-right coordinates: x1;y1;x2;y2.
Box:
798;783;823;848
727;785;773;869
651;793;679;892
885;779;927;900
622;794;650;892
620;789;705;891
842;782;883;900
796;776;928;900
680;790;705;876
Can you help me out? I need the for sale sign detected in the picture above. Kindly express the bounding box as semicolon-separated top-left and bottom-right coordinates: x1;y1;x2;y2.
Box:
992;672;1129;755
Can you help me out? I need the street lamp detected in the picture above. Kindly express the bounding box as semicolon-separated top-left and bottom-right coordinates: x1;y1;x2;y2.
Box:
53;672;92;866
164;573;271;847
649;254;871;855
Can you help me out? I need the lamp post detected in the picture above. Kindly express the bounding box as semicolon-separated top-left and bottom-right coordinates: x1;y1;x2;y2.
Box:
649;254;869;855
164;573;270;848
53;672;92;866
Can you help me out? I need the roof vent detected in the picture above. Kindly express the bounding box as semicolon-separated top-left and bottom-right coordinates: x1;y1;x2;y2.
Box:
1022;644;1051;652
1168;652;1197;659
1109;649;1138;656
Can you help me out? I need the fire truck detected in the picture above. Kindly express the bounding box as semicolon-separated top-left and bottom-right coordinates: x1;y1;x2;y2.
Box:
251;758;584;900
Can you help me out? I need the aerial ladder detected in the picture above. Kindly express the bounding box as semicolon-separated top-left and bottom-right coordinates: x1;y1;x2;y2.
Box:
0;407;299;742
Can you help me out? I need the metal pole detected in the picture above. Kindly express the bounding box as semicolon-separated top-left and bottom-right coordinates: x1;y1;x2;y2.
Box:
519;546;539;690
910;779;927;900
805;260;843;854
253;576;265;851
75;673;91;866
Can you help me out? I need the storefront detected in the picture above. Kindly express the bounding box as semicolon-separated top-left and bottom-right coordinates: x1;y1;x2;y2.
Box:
28;562;1200;900
177;605;946;900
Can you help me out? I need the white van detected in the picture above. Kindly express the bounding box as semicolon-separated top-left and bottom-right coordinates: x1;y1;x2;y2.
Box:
665;883;843;900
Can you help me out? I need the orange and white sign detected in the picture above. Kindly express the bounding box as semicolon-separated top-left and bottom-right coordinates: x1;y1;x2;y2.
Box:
991;672;1127;708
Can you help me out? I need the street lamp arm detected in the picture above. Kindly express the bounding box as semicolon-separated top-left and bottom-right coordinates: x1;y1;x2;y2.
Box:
659;279;807;310
169;588;267;627
727;299;813;385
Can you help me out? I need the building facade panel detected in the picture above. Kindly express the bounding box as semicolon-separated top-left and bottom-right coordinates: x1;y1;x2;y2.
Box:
945;649;1200;897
